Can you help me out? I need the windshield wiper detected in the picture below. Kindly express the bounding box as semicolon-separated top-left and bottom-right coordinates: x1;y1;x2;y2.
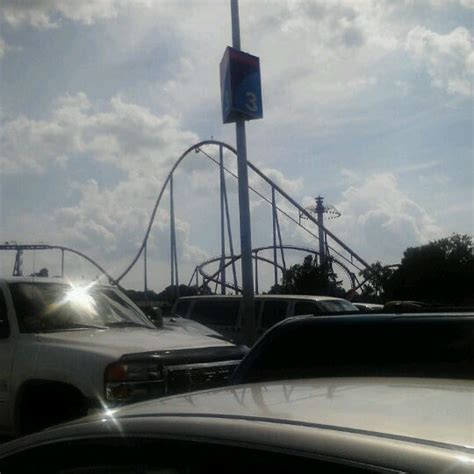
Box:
105;321;151;329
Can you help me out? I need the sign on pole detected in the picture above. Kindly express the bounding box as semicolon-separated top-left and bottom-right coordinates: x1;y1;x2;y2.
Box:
220;46;263;124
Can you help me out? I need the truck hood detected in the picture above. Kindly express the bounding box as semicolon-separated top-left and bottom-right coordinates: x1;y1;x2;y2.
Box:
162;317;227;340
36;327;234;358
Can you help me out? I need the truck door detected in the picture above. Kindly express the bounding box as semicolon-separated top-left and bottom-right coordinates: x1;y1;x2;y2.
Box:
0;284;15;432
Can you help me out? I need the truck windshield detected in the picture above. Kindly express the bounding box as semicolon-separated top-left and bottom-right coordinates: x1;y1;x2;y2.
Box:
9;282;155;333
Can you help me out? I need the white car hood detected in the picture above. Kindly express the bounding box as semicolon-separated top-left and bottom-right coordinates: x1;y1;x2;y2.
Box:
37;327;233;358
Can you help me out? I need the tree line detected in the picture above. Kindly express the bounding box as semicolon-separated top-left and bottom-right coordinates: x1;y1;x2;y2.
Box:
270;234;473;305
124;233;472;307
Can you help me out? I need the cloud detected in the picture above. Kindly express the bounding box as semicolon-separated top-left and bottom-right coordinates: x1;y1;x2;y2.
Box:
51;173;210;286
1;1;471;289
0;35;21;59
1;1;56;29
113;0;401;138
42;0;467;141
249;167;304;201
281;1;365;48
0;37;7;58
406;26;473;96
0;92;198;175
270;0;401;52
391;160;442;175
0;176;203;287
328;173;443;263
0;90;212;286
231;1;408;137
424;0;474;8
0;0;148;28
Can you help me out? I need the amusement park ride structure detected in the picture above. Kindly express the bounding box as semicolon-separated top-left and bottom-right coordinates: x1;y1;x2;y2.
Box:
1;140;372;296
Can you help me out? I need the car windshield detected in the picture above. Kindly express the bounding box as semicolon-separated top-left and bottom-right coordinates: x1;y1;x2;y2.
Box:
9;282;155;333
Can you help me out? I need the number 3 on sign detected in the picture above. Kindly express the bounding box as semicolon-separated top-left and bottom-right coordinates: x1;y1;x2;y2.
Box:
245;92;258;112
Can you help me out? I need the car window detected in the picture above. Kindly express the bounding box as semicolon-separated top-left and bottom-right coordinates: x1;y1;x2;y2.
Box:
261;300;288;329
0;437;376;473
174;300;191;317
294;301;321;316
318;300;358;313
190;300;240;326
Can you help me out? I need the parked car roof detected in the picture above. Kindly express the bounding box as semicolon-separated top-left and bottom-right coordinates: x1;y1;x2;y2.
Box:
0;377;472;472
177;294;351;302
233;312;474;384
100;377;474;450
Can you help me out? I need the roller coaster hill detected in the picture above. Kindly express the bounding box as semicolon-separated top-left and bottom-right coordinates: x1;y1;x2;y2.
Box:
1;140;376;299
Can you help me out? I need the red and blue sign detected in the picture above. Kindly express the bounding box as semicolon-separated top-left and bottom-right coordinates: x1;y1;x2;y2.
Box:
220;46;263;124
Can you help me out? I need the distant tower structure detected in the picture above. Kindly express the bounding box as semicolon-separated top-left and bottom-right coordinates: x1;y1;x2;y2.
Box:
300;196;341;266
13;249;23;276
315;196;326;265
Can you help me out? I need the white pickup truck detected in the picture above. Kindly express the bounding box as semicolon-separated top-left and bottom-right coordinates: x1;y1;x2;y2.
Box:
0;277;247;437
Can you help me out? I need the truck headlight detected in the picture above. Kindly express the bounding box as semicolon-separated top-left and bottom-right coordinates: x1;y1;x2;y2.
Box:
105;361;165;404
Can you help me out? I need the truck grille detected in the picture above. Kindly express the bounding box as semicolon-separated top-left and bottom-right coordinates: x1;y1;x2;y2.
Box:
166;360;239;395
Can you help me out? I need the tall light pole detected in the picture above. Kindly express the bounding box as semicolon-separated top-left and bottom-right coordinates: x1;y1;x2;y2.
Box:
229;0;256;345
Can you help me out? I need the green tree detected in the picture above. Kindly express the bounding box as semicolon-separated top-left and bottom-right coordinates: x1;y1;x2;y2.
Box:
270;254;344;296
386;233;474;304
155;284;202;304
359;261;395;302
360;234;473;304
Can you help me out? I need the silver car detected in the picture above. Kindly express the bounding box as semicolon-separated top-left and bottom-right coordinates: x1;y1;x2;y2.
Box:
0;377;472;473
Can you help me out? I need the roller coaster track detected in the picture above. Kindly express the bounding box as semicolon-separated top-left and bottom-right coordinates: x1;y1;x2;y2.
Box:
2;140;371;294
0;243;119;286
115;140;370;287
192;245;360;293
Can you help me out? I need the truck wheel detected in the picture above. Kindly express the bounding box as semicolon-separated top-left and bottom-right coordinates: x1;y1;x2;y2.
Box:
18;382;88;435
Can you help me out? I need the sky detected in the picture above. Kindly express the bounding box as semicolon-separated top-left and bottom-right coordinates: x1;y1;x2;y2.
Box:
0;0;473;291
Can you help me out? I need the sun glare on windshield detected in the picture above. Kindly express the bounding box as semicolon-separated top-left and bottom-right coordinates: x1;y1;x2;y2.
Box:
62;282;98;315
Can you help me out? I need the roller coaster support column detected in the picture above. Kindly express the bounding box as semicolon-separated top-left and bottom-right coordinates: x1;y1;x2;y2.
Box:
231;0;256;344
13;249;23;276
219;145;227;295
316;196;326;266
61;249;65;278
272;188;278;286
144;243;148;294
169;174;179;297
254;249;259;294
